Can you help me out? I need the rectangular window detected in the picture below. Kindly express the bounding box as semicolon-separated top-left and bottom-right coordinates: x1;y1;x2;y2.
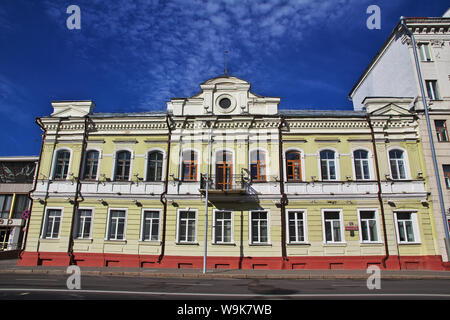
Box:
426;80;440;100
323;211;343;243
74;209;92;239
443;165;450;188
0;194;13;219
359;210;379;242
288;210;306;243
435;120;449;142
12;194;30;219
107;210;126;240
250;211;269;244
418;43;432;62
214;211;233;243
43;209;62;239
142;210;160;241
395;212;418;243
178;210;196;243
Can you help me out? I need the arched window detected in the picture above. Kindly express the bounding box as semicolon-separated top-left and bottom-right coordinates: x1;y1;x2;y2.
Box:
250;150;266;182
83;150;99;180
353;149;370;180
389;149;407;180
182;150;198;181
286;151;302;181
147;151;163;182
53;150;70;179
215;150;233;189
114;151;131;181
320;150;336;181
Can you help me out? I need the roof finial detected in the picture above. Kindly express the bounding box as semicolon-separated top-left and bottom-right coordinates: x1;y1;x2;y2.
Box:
224;50;228;75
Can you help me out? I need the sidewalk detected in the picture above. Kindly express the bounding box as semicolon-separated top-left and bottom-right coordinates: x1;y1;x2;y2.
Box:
1;259;449;280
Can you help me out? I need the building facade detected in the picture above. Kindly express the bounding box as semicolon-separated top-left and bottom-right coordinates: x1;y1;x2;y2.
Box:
0;156;37;254
18;76;448;270
349;14;450;262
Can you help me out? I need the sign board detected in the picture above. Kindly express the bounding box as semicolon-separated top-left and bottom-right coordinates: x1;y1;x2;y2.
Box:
345;222;359;231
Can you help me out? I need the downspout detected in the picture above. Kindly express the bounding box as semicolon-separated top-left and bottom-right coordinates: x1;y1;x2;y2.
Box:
158;114;172;264
68;116;89;265
366;114;391;269
36;117;63;256
400;17;450;259
278;115;288;266
19;117;47;257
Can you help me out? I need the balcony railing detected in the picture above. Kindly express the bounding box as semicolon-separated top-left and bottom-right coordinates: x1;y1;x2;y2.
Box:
199;174;247;193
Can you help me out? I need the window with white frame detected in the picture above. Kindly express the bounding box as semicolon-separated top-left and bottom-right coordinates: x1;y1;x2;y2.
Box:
395;212;419;243
353;149;370;180
250;211;269;244
83;150;99;180
287;210;306;243
323;210;343;243
389;149;407;180
177;210;196;243
114;151;131;181
213;210;233;243
320;150;337;181
146;151;163;182
43;209;62;239
53;150;70;179
418;43;432;62
425;80;440;100
141;210;160;241
358;210;379;242
74;209;92;239
107;210;126;240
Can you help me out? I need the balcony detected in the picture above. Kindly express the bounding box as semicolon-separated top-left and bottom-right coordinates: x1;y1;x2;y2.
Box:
199;174;247;194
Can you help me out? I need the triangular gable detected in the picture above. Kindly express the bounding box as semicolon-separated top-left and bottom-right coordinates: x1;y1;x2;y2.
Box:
370;103;412;116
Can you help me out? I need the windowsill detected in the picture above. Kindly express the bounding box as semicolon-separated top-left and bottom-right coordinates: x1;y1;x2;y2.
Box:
73;238;93;243
139;240;162;245
398;242;421;245
175;242;199;245
211;242;236;246
104;240;127;244
249;243;272;246
360;242;384;246
322;242;347;247
39;238;60;242
287;242;311;246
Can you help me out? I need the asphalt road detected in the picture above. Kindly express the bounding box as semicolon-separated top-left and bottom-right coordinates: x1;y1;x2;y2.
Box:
0;272;449;300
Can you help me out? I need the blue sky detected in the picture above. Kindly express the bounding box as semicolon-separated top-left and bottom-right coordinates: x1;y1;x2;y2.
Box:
0;0;449;156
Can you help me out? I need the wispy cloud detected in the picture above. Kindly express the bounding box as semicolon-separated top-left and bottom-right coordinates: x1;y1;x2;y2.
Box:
42;0;370;111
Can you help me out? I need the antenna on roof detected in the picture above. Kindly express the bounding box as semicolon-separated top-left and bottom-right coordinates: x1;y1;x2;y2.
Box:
224;50;228;75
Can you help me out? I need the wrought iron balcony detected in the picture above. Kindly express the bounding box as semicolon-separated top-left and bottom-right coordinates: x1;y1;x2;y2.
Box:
199;174;247;194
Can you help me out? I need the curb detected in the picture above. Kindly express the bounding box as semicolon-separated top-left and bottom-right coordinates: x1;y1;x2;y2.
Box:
2;268;450;280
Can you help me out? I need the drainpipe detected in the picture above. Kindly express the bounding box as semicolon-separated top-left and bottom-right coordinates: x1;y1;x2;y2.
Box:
366;114;391;269
400;17;450;259
158;114;172;264
36;117;63;256
19;117;47;257
68;116;89;265
278;115;288;266
203;120;213;274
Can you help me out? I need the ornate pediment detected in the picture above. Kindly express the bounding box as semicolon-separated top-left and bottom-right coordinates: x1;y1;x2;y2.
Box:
363;97;414;116
51;101;95;117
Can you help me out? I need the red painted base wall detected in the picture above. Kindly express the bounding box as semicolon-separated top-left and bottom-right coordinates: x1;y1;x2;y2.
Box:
18;251;449;270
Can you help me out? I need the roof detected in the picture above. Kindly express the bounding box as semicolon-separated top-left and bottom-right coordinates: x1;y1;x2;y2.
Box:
278;109;366;118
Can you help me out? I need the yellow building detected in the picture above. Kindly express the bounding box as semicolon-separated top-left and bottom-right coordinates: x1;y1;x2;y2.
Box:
19;76;447;270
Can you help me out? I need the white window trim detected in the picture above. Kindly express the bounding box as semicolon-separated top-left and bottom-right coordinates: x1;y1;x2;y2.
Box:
418;43;432;62
212;148;236;177
425;80;440;100
176;208;198;244
387;147;411;180
51;148;73;180
351;147;374;181
248;148;270;181
144;148;166;182
249;210;271;245
41;207;64;239
179;148;200;182
286;209;309;244
282;148;306;182
212;209;234;244
81;148;102;181
140;208;162;242
318;148;340;181
321;209;345;244
357;208;382;244
111;149;134;182
74;207;95;240
394;210;421;244
105;208;128;241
